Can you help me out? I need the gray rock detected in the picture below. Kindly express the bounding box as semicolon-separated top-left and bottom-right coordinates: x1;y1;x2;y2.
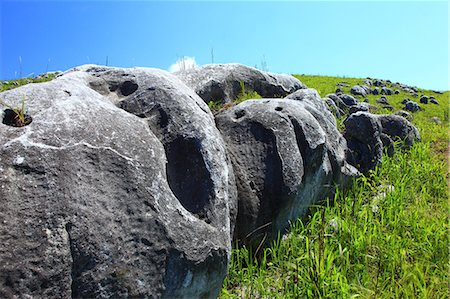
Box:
344;112;384;173
394;90;400;94
376;114;420;148
380;86;393;95
215;98;358;245
404;100;422;112
350;85;369;97
380;133;395;157
401;98;410;104
339;94;358;106
432;90;443;95
336;82;350;87
324;97;344;118
0;65;236;298
349;104;368;115
344;112;420;173
420;95;429;104
430;117;442;124
326;93;348;111
430;97;439;105
175;63;305;104
376;96;390;105
372;87;380;95
363;79;372;86
394;110;413;121
373;79;384;87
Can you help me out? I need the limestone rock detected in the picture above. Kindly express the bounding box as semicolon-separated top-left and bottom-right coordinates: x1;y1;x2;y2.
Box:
404;100;422;112
0;65;236;298
175;63;306;104
215;98;357;245
344;112;384;173
344;112;420;173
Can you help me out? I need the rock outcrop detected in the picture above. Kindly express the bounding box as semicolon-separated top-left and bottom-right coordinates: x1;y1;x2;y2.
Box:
344;112;420;173
215;96;358;245
0;65;236;298
176;63;306;104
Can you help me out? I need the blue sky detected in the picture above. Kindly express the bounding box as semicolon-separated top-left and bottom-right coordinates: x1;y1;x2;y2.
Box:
1;1;448;90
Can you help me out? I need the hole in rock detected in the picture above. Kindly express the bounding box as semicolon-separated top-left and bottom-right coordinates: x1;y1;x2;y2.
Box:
234;109;246;119
165;137;214;221
120;80;139;96
2;109;32;127
275;106;283;111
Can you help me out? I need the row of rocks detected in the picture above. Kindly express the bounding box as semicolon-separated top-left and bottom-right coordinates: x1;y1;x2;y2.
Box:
0;64;421;298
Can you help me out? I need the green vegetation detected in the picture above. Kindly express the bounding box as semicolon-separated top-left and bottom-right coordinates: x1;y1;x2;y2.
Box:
0;73;56;126
221;75;449;298
0;72;58;92
208;81;262;113
0;96;30;127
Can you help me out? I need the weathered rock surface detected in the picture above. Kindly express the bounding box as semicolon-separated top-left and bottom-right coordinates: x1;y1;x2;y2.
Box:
0;65;236;298
377;114;420;148
350;85;370;97
344;112;384;173
175;63;306;104
215;97;358;245
404;100;422;112
344;112;420;173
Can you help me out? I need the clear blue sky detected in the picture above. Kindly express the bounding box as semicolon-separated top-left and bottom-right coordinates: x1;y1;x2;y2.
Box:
1;1;448;90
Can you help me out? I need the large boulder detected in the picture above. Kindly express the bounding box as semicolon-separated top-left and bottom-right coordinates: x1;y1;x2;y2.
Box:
175;63;306;104
215;97;358;245
0;65;236;298
350;85;370;97
377;114;420;147
344;112;420;173
344;112;384;173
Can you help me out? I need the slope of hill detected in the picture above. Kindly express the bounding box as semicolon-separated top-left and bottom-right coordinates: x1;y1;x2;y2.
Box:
221;74;449;298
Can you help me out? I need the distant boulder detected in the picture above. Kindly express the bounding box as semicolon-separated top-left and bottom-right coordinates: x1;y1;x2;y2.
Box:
404;100;422;112
430;97;439;105
376;96;390;105
344;112;420;173
394;110;413;121
339;93;358;106
381;86;393;95
420;95;429;104
175;63;306;104
372;87;380;95
350;85;369;97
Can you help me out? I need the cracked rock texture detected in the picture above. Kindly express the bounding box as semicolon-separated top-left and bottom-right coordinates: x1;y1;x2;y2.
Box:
0;65;236;298
176;63;306;104
215;97;358;245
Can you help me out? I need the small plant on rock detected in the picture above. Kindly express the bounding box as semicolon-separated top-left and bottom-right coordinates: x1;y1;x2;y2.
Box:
0;96;32;127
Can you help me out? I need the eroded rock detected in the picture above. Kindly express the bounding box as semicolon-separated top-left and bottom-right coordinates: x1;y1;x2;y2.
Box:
0;65;236;298
175;63;306;104
215;98;357;245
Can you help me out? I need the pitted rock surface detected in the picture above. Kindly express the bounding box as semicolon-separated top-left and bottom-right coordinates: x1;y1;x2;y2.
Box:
215;98;357;245
0;65;236;299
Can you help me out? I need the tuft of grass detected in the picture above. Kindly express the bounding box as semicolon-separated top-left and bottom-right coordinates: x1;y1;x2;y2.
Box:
0;96;30;127
208;81;262;113
221;75;449;298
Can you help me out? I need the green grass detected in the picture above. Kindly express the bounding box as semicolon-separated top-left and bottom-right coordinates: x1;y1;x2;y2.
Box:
221;75;449;298
0;72;58;92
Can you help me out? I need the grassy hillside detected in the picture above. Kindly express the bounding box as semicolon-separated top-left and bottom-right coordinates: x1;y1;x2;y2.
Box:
1;72;448;298
221;75;449;298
